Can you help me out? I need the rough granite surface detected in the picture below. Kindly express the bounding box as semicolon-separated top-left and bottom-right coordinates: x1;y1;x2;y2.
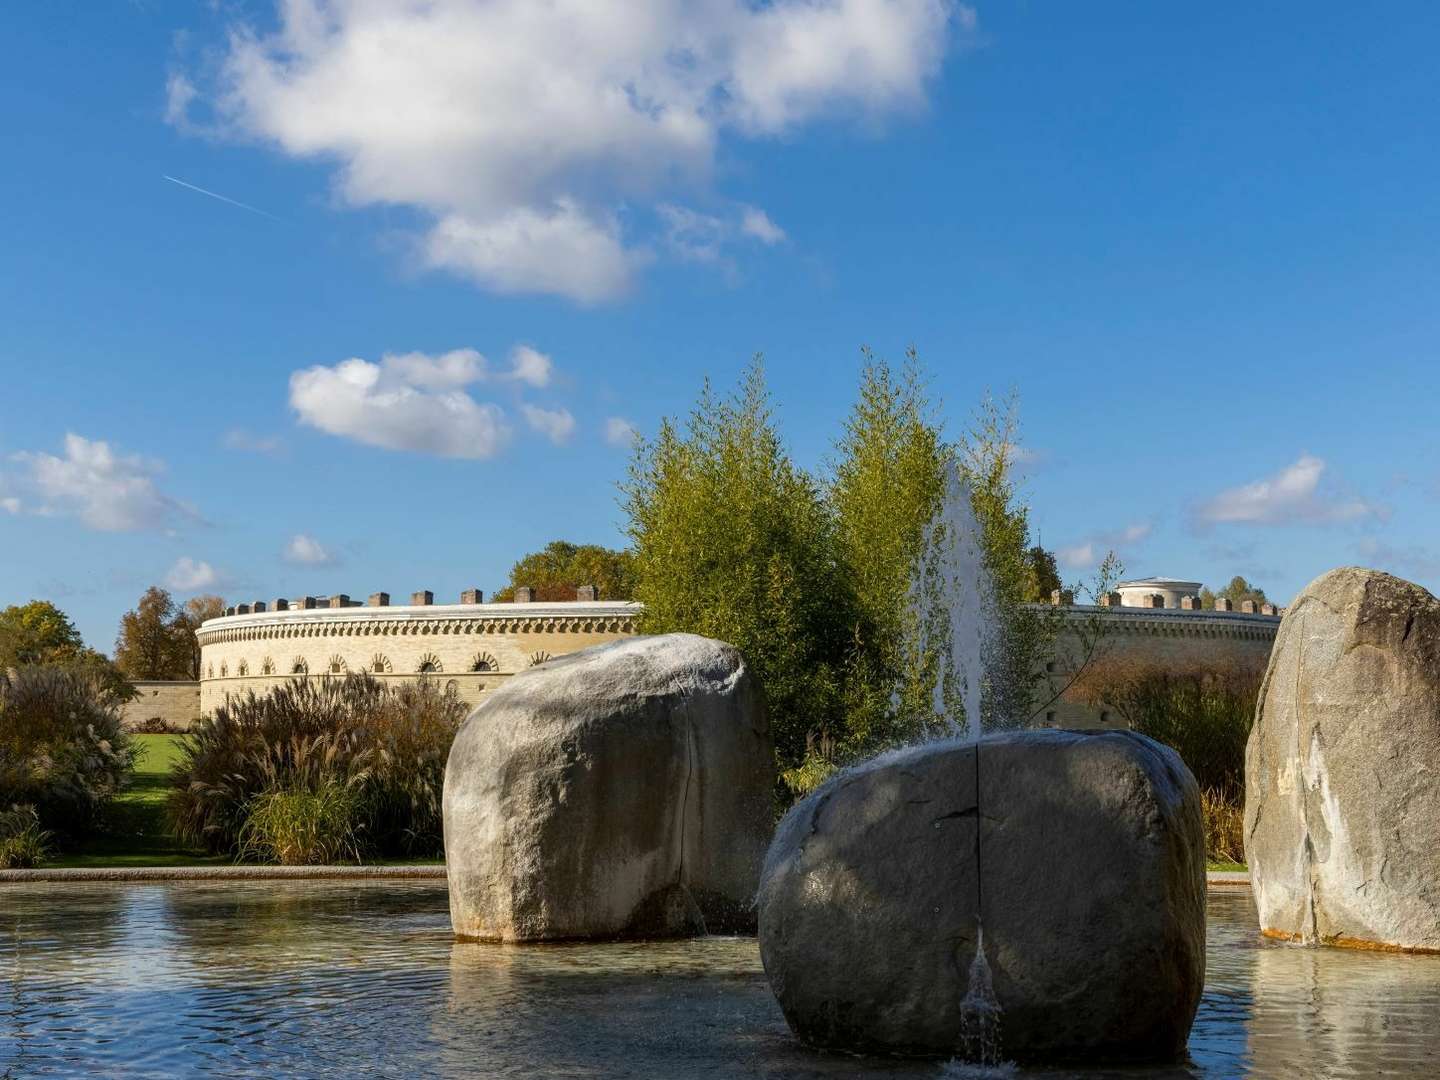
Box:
1246;566;1440;952
443;633;774;941
758;729;1206;1063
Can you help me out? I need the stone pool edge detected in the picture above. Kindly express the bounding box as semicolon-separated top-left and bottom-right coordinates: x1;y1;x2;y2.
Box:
1;866;1251;886
0;865;447;883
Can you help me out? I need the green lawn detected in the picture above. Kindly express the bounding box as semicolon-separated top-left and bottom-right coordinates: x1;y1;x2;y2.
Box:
46;733;230;869
44;734;442;869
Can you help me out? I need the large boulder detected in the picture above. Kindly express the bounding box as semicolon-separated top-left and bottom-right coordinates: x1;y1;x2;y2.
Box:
758;730;1206;1063
1245;567;1440;952
443;633;774;942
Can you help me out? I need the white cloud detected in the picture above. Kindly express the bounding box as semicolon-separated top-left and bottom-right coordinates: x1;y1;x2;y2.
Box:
660;204;729;264
507;345;553;389
1056;522;1153;570
5;434;198;532
522;405;577;446
1;496;19;515
175;0;965;301
740;205;786;245
222;428;285;454
165;556;219;591
289;351;512;459
604;417;640;448
422;204;643;303
1354;539;1440;581
283;533;337;566
382;348;487;390
1195;455;1379;528
1056;542;1096;570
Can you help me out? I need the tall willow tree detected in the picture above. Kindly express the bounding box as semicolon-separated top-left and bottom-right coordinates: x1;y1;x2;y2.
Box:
623;360;851;772
625;352;1104;791
829;350;951;754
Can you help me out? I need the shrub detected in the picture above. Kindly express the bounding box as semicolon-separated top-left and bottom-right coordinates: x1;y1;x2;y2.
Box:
1202;788;1245;865
239;781;363;865
1068;654;1262;801
169;674;466;860
0;666;136;839
131;716;187;735
0;804;51;869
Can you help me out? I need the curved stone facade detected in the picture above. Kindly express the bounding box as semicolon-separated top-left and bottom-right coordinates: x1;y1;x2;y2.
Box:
197;600;641;715
197;597;1277;728
1043;603;1280;727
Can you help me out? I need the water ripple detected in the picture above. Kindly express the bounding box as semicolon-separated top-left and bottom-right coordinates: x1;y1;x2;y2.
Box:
2;883;1439;1078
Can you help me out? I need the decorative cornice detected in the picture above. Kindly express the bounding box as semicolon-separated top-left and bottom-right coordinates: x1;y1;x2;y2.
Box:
1026;603;1280;641
196;601;642;647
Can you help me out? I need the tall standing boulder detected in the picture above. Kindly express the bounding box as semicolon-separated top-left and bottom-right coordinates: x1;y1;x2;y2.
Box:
1246;567;1440;952
758;730;1206;1062
444;633;774;942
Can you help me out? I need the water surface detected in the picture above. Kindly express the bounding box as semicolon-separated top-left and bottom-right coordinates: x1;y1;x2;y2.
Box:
3;883;1438;1078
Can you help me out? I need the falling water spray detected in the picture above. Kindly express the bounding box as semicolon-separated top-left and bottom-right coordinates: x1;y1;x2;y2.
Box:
909;467;1010;1070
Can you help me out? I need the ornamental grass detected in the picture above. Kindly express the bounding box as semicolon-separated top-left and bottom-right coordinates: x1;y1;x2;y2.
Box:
0;804;51;869
0;665;136;842
168;674;467;862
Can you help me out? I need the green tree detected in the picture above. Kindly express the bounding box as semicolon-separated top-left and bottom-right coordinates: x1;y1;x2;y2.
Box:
957;393;1119;727
0;600;133;701
828;349;950;755
0;600;86;667
492;541;637;602
624;359;851;773
1200;576;1269;610
1024;545;1062;602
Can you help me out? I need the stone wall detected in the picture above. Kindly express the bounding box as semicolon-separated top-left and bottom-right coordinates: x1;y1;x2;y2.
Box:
197;600;641;715
1038;604;1279;728
197;597;1277;729
120;680;202;731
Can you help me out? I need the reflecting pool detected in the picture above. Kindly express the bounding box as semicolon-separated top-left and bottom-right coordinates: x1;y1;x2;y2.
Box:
3;883;1439;1078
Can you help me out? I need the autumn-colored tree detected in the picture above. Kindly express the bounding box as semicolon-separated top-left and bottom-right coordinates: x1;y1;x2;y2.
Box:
115;587;223;680
173;594;226;679
492;542;636;602
115;587;185;679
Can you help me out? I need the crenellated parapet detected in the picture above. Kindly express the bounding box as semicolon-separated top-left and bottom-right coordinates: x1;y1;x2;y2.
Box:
197;603;640;647
197;599;642;715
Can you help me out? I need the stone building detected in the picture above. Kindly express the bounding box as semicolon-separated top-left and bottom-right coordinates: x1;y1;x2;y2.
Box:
1039;576;1280;727
197;588;639;716
192;574;1278;730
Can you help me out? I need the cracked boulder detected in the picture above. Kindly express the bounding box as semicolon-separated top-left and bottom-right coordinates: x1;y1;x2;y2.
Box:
757;730;1206;1062
443;633;774;941
1246;567;1440;952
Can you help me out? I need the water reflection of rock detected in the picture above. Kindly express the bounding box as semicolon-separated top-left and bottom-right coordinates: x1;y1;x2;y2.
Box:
1246;940;1440;1078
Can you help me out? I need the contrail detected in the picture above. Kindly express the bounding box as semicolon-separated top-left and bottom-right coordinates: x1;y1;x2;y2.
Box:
162;175;282;221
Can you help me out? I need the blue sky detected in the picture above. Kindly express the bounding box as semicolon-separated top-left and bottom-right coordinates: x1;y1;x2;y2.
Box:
3;1;1439;650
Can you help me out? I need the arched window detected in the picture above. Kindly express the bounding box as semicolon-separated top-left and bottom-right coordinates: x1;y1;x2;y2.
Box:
291;657;309;675
417;652;442;674
470;651;498;673
370;653;393;674
528;650;553;668
206;663;214;679
219;662;228;678
236;659;249;677
260;657;275;675
328;654;347;675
